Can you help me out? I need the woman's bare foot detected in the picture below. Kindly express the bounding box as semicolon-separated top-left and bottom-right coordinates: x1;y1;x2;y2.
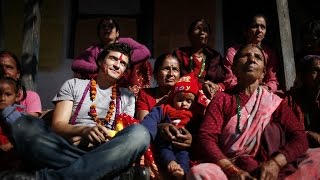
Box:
168;161;184;180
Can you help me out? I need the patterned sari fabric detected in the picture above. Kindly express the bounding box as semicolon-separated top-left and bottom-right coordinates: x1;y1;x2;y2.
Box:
123;60;153;95
220;87;282;159
174;46;225;89
188;88;320;180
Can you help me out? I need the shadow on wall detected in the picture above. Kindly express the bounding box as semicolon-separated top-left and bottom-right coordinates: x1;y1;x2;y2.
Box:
38;59;73;109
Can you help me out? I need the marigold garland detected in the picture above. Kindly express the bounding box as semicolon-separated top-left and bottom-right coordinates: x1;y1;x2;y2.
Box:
88;79;118;126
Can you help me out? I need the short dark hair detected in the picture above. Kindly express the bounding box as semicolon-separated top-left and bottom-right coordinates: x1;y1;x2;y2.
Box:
96;17;120;37
187;19;211;35
301;19;320;40
243;13;267;30
96;43;132;70
299;55;320;73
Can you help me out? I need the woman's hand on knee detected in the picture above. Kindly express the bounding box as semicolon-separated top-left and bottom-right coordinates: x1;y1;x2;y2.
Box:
224;165;256;180
259;159;281;180
158;123;192;148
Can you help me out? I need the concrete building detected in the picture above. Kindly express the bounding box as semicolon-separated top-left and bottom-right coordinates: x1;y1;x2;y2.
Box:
0;0;319;109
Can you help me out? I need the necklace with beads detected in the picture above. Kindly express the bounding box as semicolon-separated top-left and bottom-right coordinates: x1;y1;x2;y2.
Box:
235;86;260;133
88;79;120;127
189;54;206;78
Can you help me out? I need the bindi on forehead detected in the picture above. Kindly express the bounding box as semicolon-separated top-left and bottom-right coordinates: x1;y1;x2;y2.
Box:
107;52;129;66
119;53;123;61
109;52;127;59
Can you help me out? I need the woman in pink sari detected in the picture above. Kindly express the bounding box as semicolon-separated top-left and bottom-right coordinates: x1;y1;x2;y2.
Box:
188;44;320;180
223;14;279;93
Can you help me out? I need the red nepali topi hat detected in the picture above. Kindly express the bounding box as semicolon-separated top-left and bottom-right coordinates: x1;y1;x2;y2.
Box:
170;72;199;99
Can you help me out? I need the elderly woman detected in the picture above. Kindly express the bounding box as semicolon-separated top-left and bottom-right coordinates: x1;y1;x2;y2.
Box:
188;44;320;180
224;14;279;92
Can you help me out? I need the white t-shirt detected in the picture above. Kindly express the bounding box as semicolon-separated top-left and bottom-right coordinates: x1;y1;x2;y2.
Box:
52;78;135;129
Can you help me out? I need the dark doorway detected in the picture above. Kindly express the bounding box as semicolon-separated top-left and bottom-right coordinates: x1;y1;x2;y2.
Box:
222;0;280;51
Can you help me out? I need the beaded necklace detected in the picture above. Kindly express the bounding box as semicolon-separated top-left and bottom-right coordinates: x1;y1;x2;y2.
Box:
189;54;206;78
88;79;120;127
235;86;260;133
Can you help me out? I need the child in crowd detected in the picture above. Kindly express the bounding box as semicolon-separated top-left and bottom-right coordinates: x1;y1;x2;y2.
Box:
0;50;42;117
141;73;201;179
0;76;25;170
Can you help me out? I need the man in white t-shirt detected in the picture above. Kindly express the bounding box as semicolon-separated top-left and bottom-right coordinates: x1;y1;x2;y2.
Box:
0;43;150;180
52;43;136;143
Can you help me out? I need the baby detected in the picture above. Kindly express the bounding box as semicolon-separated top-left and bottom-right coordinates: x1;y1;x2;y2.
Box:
144;73;200;179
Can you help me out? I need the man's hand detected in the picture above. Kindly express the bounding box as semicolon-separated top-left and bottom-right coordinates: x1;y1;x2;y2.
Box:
82;125;112;144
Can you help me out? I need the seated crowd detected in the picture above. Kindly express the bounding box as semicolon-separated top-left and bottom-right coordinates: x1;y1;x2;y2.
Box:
0;16;319;180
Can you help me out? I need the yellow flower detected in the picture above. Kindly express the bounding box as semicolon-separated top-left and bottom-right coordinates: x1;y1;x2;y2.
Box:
115;123;124;131
108;130;117;138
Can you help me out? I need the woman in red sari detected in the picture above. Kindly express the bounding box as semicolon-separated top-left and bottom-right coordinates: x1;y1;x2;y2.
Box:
136;53;181;120
136;53;192;179
174;19;225;100
188;44;320;180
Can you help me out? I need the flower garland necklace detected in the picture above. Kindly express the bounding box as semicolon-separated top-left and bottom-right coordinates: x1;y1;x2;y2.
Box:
88;79;120;127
